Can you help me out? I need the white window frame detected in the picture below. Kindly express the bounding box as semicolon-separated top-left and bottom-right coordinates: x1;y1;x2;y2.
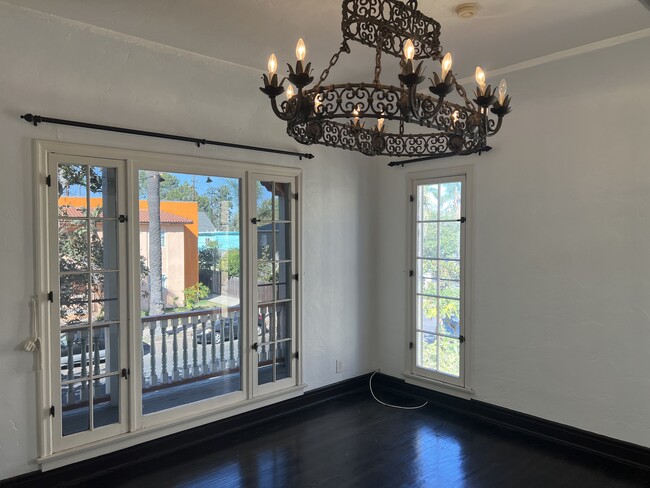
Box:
34;140;304;468
405;165;473;395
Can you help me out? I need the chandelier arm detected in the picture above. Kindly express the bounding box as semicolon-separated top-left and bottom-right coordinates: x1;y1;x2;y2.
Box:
270;97;299;122
487;115;503;136
408;87;444;121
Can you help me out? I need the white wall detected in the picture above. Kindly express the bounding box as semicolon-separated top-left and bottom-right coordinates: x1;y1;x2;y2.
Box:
375;36;650;448
0;3;374;479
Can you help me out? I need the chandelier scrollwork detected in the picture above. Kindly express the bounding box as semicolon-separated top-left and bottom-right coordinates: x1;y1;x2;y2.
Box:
260;0;512;162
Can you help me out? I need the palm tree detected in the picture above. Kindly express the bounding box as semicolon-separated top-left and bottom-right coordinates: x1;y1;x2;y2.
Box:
147;171;164;315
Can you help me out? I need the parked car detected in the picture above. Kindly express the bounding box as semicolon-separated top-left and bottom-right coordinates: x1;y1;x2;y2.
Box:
60;335;150;369
196;317;264;345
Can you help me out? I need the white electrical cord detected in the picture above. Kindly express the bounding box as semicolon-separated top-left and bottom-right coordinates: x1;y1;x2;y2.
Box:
369;370;428;410
23;296;40;353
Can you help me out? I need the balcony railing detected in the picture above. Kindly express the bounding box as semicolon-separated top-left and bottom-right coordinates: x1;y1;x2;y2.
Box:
141;305;274;393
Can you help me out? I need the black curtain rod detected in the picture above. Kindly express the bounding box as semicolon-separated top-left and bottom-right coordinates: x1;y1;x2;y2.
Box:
20;114;314;160
388;146;492;167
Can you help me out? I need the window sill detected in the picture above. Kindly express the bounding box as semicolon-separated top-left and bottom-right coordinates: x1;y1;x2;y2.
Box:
38;384;306;471
402;372;474;400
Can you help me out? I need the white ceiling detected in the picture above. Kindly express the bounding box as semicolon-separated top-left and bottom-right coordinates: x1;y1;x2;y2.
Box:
5;0;650;81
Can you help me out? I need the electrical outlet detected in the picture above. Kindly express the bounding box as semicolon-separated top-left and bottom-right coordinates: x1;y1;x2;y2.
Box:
336;359;344;373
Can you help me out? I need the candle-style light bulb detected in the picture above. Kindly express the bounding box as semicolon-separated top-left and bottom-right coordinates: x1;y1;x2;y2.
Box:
352;105;360;125
498;78;508;105
268;53;278;78
451;110;459;128
403;39;415;61
314;93;322;111
286;85;295;99
296;38;306;61
441;53;453;80
475;66;486;95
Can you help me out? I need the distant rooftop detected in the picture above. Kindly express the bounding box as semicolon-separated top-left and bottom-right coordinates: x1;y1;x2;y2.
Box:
198;211;217;233
60;206;193;224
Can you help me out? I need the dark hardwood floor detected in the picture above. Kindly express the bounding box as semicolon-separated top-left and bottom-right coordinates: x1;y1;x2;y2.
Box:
70;388;649;488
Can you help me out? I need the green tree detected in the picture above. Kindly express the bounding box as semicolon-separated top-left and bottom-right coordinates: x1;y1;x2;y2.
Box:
183;282;210;309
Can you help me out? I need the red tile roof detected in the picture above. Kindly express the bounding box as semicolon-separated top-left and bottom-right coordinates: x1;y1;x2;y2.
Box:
59;206;193;224
139;209;193;224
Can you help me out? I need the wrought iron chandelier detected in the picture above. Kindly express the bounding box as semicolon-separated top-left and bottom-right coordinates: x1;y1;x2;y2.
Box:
260;0;512;163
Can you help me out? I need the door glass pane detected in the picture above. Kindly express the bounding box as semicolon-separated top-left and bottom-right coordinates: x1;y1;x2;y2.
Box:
274;223;291;261
62;381;90;436
258;347;274;386
138;170;242;415
58;164;87;216
415;180;463;379
93;325;119;375
59;220;89;271
275;303;292;340
274;182;291;221
275;263;292;301
91;272;119;323
257;181;273;221
93;376;120;428
91;166;117;218
60;274;90;326
275;341;291;381
60;329;90;382
91;220;118;271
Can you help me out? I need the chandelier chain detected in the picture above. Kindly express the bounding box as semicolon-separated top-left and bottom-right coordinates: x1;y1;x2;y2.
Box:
374;31;384;84
314;40;350;91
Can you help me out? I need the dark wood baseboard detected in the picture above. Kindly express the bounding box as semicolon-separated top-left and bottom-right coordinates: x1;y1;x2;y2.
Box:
371;372;650;472
0;374;371;487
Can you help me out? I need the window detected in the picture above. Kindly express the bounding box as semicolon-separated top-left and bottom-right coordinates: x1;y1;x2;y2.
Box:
410;170;470;388
35;142;302;460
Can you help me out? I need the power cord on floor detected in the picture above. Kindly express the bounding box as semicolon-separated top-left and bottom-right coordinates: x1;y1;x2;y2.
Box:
369;370;428;410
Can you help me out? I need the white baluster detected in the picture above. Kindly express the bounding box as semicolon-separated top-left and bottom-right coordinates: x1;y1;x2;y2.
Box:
161;318;169;383
149;321;158;386
182;316;189;378
210;315;217;371
200;315;208;374
172;317;180;381
192;318;199;376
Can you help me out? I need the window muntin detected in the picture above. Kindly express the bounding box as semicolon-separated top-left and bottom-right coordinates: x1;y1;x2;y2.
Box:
413;177;466;385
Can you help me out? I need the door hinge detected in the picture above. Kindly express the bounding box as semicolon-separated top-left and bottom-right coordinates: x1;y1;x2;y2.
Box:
118;215;128;223
294;351;299;359
409;270;414;277
409;342;413;350
49;405;55;417
121;368;130;379
459;335;466;343
250;217;258;225
294;192;299;200
292;273;299;281
409;195;414;202
47;291;54;302
46;175;52;187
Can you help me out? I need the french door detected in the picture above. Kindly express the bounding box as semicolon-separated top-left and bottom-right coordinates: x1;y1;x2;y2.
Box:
49;154;129;450
250;174;299;394
40;143;301;455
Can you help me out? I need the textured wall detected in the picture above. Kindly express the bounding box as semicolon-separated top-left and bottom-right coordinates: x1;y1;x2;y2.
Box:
0;3;375;479
375;36;650;449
